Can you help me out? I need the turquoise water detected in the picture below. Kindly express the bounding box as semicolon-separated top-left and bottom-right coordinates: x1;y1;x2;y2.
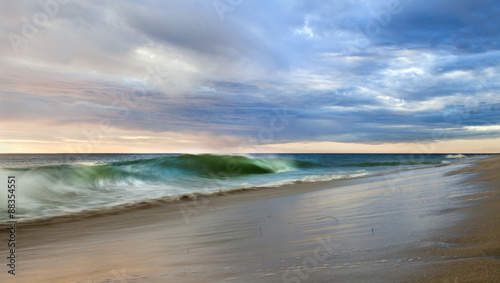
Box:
0;153;487;221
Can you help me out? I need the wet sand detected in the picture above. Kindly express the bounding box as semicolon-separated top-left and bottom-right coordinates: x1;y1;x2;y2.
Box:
0;155;499;282
407;155;500;282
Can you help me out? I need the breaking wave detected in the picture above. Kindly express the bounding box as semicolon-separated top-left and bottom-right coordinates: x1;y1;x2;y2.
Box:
445;154;467;159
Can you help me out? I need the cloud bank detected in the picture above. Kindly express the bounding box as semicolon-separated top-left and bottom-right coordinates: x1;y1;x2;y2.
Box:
0;0;499;153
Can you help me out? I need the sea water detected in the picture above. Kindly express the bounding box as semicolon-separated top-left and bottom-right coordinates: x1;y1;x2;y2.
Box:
0;153;486;221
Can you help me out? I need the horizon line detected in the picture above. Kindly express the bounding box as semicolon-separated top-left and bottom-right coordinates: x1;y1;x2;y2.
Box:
1;152;498;155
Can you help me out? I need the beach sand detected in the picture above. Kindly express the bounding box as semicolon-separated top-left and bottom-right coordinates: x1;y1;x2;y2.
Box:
1;155;499;282
406;156;500;282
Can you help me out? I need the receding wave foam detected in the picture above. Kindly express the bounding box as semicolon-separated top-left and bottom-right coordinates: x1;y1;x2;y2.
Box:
340;161;442;167
1;170;371;226
248;170;368;188
445;154;467;159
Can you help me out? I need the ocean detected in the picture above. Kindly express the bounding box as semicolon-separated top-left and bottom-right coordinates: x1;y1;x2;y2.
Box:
0;153;487;222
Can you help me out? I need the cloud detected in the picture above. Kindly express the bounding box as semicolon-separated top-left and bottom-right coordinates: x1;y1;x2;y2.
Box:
0;0;499;153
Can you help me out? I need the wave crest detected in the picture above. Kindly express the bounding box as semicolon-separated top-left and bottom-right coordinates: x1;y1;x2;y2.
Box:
114;154;311;176
445;154;467;159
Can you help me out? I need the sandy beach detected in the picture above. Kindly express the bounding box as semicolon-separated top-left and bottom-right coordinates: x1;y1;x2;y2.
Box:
1;155;499;282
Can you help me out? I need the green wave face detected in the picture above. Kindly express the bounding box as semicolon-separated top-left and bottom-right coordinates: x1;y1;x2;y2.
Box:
8;155;310;192
164;154;278;175
115;154;307;177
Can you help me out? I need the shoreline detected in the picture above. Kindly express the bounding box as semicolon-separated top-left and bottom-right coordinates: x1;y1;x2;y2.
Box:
0;155;498;282
0;156;477;228
408;155;500;282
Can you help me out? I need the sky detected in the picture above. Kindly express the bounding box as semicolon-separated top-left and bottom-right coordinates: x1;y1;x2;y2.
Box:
0;0;499;153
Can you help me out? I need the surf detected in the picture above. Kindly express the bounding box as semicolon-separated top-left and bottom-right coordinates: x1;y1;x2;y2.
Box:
0;153;484;222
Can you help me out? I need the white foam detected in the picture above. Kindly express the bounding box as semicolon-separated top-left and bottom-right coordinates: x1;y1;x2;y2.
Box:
254;170;369;188
72;162;100;166
445;154;467;159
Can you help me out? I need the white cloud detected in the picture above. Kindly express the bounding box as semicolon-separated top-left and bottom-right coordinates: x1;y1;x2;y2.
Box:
464;125;500;132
